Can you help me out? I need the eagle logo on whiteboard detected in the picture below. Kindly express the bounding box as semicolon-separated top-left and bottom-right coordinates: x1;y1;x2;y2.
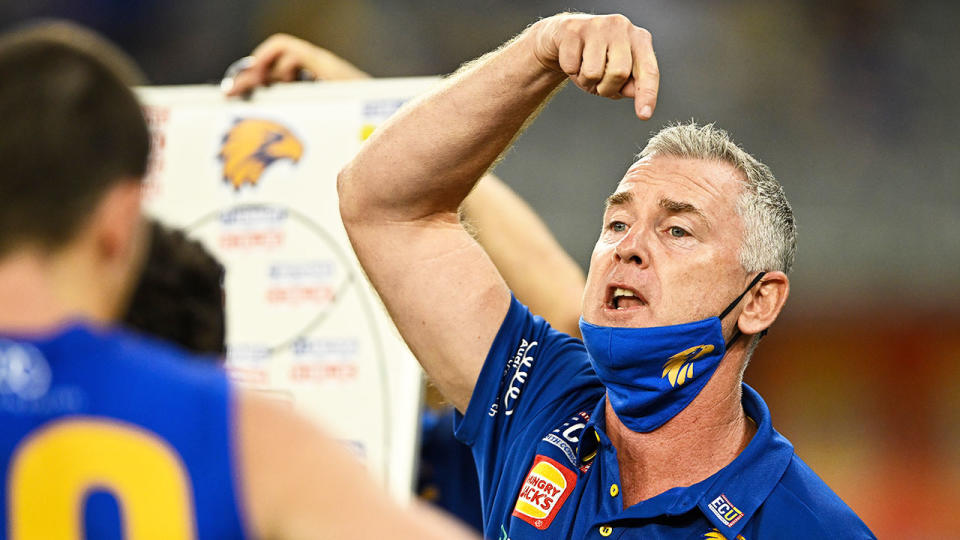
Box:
218;118;303;190
512;455;577;530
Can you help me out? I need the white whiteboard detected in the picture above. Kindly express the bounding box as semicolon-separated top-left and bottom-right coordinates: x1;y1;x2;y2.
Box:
137;78;440;500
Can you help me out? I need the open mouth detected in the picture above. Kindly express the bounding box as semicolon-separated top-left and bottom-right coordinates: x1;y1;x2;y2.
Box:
606;286;647;310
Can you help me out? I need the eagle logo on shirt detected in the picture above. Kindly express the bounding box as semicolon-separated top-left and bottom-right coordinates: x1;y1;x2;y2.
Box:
662;344;714;387
218;118;303;190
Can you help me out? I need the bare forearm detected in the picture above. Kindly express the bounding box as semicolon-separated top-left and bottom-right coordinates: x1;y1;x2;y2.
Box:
338;25;565;224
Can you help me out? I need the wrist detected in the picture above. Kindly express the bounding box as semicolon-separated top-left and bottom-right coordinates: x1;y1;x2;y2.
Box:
515;22;568;86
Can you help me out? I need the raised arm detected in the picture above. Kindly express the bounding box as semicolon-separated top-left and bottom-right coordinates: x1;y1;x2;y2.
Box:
224;33;370;94
338;13;658;411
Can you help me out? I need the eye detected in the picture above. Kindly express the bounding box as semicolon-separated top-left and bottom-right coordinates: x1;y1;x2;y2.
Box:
668;226;688;238
610;221;628;233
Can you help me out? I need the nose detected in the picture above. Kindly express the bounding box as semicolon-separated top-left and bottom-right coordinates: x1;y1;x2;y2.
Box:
614;225;649;267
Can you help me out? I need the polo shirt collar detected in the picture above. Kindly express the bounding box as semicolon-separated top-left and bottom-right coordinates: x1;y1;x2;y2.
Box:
575;397;607;467
695;383;794;538
575;383;794;535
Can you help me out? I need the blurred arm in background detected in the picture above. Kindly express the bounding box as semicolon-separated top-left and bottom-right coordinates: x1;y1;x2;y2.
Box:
227;33;370;84
225;33;585;337
459;175;584;336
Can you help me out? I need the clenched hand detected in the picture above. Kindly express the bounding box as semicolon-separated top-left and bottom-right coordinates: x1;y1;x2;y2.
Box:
528;13;659;119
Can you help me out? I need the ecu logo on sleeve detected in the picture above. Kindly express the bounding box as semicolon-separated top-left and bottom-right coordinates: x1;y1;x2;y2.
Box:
512;455;577;530
218;118;303;190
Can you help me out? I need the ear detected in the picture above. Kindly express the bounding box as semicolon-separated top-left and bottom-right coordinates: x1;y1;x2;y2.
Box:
92;180;144;265
736;271;789;337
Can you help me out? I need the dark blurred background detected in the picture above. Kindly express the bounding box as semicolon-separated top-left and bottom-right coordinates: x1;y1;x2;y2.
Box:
4;0;956;536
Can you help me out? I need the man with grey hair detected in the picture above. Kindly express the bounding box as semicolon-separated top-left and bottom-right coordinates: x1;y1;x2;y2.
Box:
338;12;873;539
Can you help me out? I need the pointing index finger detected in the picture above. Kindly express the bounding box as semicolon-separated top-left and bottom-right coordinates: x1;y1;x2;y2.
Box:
630;27;659;119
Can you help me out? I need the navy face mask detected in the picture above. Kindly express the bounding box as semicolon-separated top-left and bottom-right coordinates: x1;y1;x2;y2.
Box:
578;272;766;433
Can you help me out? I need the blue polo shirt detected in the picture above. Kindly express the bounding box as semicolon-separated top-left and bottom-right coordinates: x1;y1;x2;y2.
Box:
455;297;874;539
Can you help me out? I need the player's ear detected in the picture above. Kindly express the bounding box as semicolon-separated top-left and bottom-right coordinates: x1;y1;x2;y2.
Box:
737;271;789;337
88;179;148;319
92;179;144;261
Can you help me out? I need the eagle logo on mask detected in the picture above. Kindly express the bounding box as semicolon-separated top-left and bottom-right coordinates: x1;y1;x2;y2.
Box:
218;118;303;190
662;344;715;387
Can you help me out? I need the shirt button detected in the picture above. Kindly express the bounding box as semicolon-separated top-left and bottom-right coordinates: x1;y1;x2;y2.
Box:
599;525;613;536
609;483;619;497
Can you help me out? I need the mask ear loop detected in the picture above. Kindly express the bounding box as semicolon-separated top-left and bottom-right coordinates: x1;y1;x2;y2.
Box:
719;272;767;349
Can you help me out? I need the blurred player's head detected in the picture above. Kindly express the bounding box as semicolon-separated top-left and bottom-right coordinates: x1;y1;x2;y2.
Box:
124;220;227;359
0;22;150;320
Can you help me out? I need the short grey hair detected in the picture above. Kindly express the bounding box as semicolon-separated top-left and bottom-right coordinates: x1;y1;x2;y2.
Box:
638;122;797;274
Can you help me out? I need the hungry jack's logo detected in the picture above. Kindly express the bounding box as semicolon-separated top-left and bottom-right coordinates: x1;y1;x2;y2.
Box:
662;344;714;387
512;455;577;530
218;118;303;190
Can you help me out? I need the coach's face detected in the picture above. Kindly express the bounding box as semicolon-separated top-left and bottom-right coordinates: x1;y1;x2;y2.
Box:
582;155;752;331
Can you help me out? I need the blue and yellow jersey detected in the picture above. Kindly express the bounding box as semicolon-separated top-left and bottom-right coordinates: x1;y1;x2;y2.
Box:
0;323;246;539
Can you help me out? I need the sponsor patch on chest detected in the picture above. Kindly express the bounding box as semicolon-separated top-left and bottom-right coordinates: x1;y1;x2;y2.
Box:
541;410;590;467
512;455;577;530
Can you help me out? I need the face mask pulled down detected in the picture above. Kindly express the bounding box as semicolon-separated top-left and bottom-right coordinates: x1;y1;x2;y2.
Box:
578;273;765;433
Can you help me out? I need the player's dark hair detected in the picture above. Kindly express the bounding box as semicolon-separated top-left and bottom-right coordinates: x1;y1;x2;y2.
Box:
0;21;149;256
124;221;227;359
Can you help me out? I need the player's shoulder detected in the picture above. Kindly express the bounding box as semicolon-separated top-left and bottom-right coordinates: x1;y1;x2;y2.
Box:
78;324;227;390
752;453;875;539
